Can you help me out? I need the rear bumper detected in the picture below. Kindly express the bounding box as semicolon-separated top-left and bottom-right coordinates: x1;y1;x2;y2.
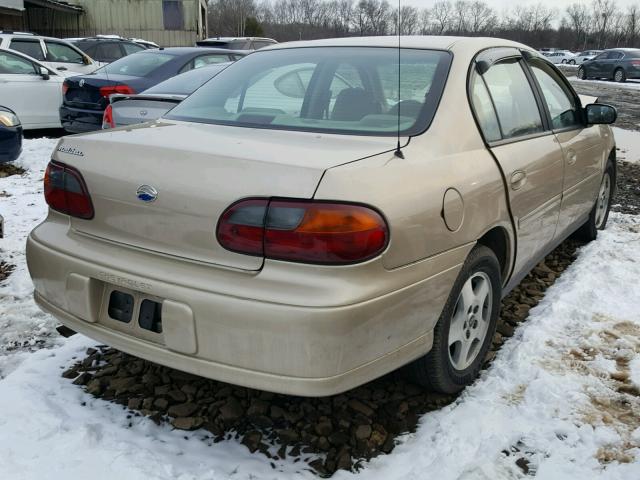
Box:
60;105;103;133
27;217;468;396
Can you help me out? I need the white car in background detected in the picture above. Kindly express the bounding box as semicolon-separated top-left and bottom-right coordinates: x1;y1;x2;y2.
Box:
573;50;603;65
0;32;98;74
544;50;577;64
0;48;70;129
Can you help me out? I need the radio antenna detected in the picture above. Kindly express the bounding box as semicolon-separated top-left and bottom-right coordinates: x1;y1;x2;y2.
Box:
394;0;404;159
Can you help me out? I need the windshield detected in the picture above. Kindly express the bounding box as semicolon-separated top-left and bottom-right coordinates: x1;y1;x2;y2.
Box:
143;63;230;95
166;47;452;136
98;51;173;77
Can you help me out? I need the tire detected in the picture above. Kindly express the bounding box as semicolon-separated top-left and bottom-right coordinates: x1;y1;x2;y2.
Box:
409;245;501;394
569;59;576;65
614;68;626;83
575;161;614;242
561;59;567;64
577;67;587;80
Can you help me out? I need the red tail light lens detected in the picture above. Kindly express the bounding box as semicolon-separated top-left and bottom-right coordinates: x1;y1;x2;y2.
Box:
99;85;134;98
44;161;94;219
102;104;115;129
631;60;640;66
62;81;69;96
217;199;388;264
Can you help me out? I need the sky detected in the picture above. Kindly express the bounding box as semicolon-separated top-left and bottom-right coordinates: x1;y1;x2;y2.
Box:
404;0;638;13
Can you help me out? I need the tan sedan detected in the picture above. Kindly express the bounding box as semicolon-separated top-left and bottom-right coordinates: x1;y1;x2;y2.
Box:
27;36;617;396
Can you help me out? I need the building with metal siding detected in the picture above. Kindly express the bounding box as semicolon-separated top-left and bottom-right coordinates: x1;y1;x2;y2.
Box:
7;0;208;47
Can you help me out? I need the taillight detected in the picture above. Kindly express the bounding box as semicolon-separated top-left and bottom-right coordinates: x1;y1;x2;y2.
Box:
631;60;640;66
99;85;134;98
217;199;388;264
102;104;115;129
44;161;94;219
62;81;69;96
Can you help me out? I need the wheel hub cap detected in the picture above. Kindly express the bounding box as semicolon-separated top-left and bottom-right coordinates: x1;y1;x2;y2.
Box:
595;173;611;229
448;272;493;371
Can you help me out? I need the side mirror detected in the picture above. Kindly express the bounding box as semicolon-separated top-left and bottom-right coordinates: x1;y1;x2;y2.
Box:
39;66;50;80
83;55;92;66
585;103;617;125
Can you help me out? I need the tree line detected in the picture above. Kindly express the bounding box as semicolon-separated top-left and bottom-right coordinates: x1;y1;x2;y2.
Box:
207;0;640;50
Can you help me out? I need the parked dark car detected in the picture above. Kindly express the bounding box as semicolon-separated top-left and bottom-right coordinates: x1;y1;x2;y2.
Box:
577;48;640;82
60;47;245;133
0;106;22;164
196;36;277;50
103;62;231;129
69;37;146;64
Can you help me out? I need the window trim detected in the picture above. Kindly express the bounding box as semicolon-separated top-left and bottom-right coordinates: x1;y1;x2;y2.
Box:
468;50;550;146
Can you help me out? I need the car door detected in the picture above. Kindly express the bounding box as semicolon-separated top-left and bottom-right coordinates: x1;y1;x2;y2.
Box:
527;58;606;235
470;50;564;277
43;40;93;74
0;50;63;128
589;52;609;77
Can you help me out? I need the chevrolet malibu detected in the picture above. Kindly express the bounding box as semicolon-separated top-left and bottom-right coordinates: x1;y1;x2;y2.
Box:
27;37;617;396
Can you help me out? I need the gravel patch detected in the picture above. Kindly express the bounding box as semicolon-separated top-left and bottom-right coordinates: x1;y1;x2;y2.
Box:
613;161;640;215
0;262;14;283
0;163;25;178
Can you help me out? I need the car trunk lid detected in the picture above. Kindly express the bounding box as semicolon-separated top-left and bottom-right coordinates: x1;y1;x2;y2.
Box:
64;74;142;110
110;94;185;127
54;120;395;271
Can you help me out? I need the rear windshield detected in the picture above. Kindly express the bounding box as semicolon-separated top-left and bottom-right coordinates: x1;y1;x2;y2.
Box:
143;63;229;95
166;47;452;136
98;51;173;77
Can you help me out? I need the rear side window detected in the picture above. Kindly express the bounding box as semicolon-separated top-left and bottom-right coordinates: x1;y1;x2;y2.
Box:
96;43;123;62
100;52;173;77
529;61;581;130
123;43;145;55
9;39;44;61
481;60;544;140
45;41;84;64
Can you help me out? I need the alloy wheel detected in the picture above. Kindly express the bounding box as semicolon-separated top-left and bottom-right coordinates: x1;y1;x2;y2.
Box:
595;172;611;229
448;272;493;371
615;69;625;82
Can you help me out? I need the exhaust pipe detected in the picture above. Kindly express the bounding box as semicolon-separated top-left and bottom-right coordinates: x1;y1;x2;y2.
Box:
56;325;77;338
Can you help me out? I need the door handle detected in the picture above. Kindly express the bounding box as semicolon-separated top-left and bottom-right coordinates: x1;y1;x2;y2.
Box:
566;150;577;165
510;170;527;190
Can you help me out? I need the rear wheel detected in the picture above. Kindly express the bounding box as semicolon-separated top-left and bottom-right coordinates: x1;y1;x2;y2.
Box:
614;68;626;83
575;162;614;242
577;67;587;80
561;59;567;64
569;59;576;65
409;245;501;393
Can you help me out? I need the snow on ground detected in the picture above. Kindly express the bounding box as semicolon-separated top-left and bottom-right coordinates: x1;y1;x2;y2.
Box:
0;138;61;376
571;78;640;90
613;127;640;164
1;138;640;479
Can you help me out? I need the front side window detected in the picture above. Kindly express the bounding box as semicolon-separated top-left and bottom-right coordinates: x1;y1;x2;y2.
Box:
100;51;173;77
529;61;581;130
45;41;84;64
167;47;452;136
0;50;38;75
9;39;44;61
481;60;544;140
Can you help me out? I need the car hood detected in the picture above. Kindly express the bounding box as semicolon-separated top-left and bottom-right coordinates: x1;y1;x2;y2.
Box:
54;120;397;270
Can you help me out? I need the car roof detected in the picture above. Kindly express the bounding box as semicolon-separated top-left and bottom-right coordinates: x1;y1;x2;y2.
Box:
202;37;275;42
262;36;531;54
0;33;72;42
138;46;246;56
72;37;140;43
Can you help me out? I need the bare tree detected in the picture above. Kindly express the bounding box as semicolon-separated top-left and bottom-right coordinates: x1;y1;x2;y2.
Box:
431;1;453;34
